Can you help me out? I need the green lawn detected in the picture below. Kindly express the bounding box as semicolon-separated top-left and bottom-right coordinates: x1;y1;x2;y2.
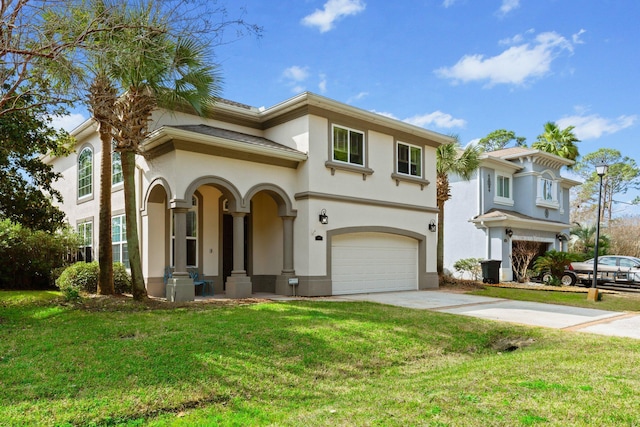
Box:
1;290;640;426
470;285;640;312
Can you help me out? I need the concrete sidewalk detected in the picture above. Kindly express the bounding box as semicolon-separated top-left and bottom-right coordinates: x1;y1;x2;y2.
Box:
333;290;640;339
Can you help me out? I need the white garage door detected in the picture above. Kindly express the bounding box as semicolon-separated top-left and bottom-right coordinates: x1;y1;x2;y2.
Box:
332;232;418;295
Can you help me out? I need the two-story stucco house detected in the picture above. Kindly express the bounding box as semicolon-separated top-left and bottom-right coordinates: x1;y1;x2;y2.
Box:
443;147;581;282
48;92;450;299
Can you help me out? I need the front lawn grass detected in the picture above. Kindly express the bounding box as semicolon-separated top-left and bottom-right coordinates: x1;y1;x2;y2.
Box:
1;291;640;426
470;286;640;312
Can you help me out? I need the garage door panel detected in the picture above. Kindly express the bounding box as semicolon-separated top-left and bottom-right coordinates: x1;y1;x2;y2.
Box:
332;232;418;295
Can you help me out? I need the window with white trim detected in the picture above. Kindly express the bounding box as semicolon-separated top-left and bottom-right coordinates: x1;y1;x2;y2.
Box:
397;142;422;177
78;147;93;198
497;175;510;198
542;178;553;201
536;176;559;208
172;196;198;267
77;221;93;262
112;145;123;186
493;172;514;206
112;215;129;268
332;125;364;166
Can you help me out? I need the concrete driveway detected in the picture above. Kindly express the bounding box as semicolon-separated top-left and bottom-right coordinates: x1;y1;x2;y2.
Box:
334;290;640;339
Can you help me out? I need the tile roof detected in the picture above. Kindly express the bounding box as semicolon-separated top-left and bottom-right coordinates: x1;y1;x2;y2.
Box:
168;124;305;155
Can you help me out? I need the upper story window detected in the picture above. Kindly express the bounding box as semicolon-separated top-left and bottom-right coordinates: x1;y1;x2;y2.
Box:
78;147;93;199
493;172;514;206
332;125;364;166
397;142;422;177
541;178;553;201
112;144;123;186
536;175;559;208
497;175;510;198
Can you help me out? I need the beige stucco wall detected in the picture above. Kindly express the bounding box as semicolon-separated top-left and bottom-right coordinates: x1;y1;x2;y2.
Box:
49;95;442;295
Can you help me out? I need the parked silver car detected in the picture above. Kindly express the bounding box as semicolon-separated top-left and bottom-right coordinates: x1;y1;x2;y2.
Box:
566;255;640;286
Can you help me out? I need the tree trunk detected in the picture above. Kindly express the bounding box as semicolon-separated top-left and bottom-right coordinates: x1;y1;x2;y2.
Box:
121;150;147;300
97;124;114;294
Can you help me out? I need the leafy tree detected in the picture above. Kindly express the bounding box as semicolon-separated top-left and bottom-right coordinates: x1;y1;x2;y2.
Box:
437;137;480;274
453;258;483;281
0;219;81;289
0;93;72;231
574;148;640;223
0;0;98;116
48;1;227;300
477;129;526;152
607;216;640;258
531;121;580;162
570;223;610;258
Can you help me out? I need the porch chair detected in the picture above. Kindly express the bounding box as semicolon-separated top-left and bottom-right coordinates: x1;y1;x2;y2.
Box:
188;268;214;296
163;266;174;285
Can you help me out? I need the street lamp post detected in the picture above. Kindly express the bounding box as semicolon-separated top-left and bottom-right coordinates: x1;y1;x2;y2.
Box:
588;163;608;302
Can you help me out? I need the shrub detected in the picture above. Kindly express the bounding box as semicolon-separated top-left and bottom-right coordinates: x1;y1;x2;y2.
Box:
56;261;99;299
113;263;132;294
533;250;580;281
453;258;483;281
0;220;81;289
56;261;133;299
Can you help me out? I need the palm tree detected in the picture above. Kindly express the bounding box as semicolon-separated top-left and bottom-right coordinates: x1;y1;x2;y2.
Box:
570;223;610;258
107;10;221;300
43;1;122;295
89;74;117;294
532;121;580;162
436;138;480;274
46;1;220;300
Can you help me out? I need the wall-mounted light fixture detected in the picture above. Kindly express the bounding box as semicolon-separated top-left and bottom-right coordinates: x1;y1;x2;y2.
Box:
428;220;437;232
319;209;329;224
556;233;566;241
505;228;513;238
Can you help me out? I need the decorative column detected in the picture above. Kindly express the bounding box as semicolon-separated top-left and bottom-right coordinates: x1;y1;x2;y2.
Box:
226;212;252;298
276;216;297;296
282;216;295;274
166;207;194;302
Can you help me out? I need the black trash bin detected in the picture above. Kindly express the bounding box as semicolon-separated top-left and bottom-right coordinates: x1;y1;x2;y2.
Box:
480;260;501;284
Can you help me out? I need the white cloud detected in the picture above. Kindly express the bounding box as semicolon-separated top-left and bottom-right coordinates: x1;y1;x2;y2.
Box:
498;0;520;16
283;65;309;82
435;31;575;86
557;114;637;140
572;29;586;44
301;0;365;33
318;73;327;93
50;113;87;132
347;91;369;103
370;110;397;119
442;0;458;7
404;111;466;129
499;29;534;45
372;109;466;130
282;66;310;93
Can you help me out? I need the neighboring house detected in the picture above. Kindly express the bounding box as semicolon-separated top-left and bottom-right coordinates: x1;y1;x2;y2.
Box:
47;92;450;299
443;147;581;281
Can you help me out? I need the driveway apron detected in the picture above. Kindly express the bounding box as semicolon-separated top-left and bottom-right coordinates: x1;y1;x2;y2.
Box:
335;290;640;339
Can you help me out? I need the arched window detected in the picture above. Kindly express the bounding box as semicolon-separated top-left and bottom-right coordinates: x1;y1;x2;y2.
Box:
78;147;93;198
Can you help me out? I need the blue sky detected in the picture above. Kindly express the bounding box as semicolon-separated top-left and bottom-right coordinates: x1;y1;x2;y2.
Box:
55;0;640;212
